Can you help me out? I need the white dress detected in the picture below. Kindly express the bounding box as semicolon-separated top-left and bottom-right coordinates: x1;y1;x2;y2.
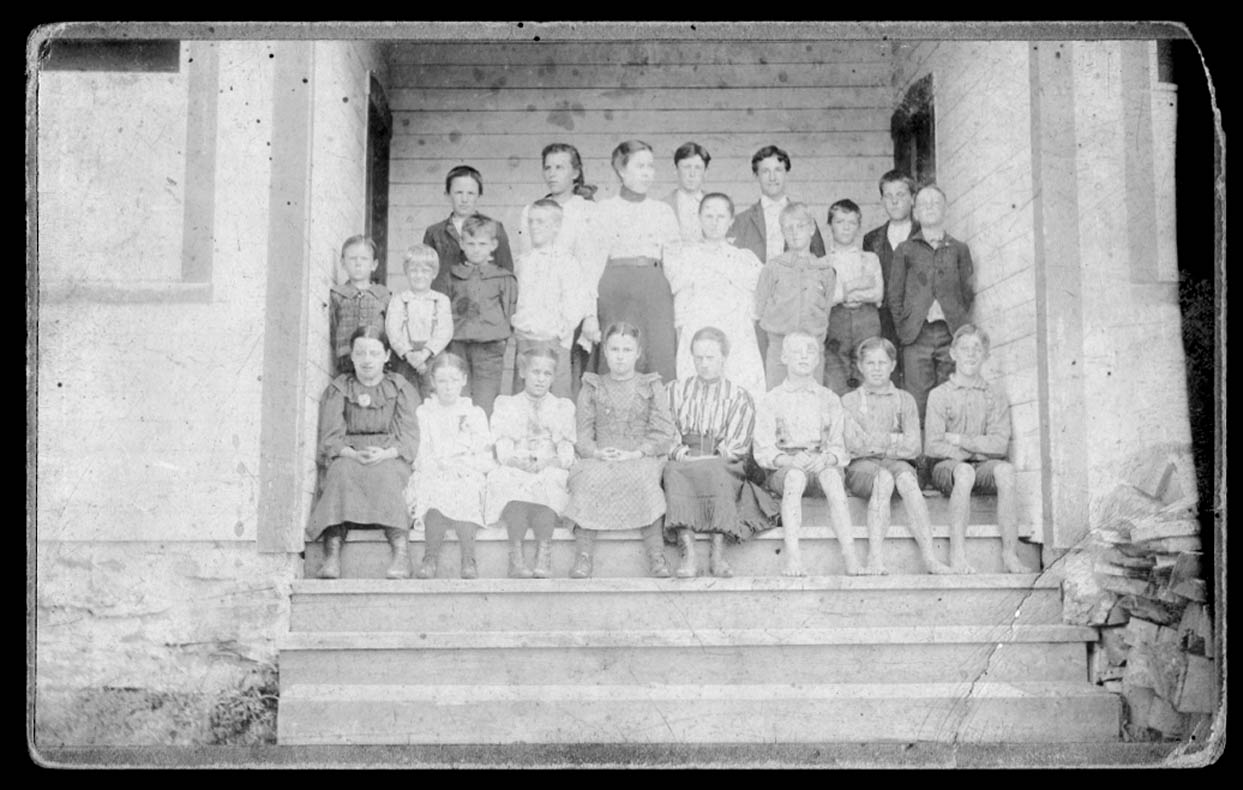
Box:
406;397;496;526
484;392;577;524
664;241;767;400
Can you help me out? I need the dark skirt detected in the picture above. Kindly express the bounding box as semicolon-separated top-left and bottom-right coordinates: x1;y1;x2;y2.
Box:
661;456;779;541
307;456;413;540
591;257;676;382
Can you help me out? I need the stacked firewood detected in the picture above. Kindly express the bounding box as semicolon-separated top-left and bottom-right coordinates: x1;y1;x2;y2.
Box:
1089;459;1216;741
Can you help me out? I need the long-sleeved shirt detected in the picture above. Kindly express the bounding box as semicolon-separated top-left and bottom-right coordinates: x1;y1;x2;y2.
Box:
590;194;681;300
666;375;757;463
753;378;849;469
490;391;577;471
385;289;453;359
448;261;518;342
329;281;390;360
414;397;496;476
575;372;676;459
841;382;922;461
510;246;593;348
828;246;884;307
923;373;1011;461
754;250;837;336
423;214;515;296
887;229;975;345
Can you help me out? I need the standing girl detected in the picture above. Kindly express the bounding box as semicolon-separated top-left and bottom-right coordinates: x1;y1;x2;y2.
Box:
407;352;496;579
563;323;677;579
664;192;768;400
307;326;420;580
515;143;601;397
329;235;390;375
588;140;681;382
485;346;577;578
422;165;515;296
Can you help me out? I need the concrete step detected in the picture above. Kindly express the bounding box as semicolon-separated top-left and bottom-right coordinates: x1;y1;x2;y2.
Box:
279;625;1094;686
303;495;1037;578
277;681;1122;744
289;575;1063;633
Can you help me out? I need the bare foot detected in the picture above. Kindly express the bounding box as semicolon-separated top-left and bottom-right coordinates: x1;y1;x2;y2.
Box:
1002;552;1035;574
860;561;888;576
949;558;977;574
925;559;955;575
782;562;807;577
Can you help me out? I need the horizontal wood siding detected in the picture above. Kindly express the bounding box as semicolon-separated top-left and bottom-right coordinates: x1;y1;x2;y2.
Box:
386;40;896;280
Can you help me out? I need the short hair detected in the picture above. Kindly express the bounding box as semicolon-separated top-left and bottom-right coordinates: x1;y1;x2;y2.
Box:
402;244;440;276
952;324;991;352
445;165;483;195
878;170;917;197
461;214;499;240
751;145;791;174
698;192;735;217
779;202;814;227
781;331;821;357
915;183;948;204
690;326;730;357
529;197;564;216
827;199;863;223
855;335;897;363
610;140;653;175
340;234;377;259
602;321;644;360
428;351;470;381
349;324;390;353
673;141;711;168
519;343;561;371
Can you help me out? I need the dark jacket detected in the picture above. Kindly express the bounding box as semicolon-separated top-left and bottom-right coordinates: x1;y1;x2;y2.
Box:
728;200;826;264
886;229;975;345
862;219;920;303
423;214;515;297
448;261;518;342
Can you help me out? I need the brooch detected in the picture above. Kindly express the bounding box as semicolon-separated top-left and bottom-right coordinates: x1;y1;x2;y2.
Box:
358;393;372;408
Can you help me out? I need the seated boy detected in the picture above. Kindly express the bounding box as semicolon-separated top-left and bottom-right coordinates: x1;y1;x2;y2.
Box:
842;337;953;574
753;332;861;576
924;325;1034;574
754;203;837;390
824;198;884;395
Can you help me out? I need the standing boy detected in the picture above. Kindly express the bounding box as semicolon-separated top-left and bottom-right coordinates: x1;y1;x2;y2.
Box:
823;199;884;395
924;325;1033;574
448;214;518;418
510;199;591;399
863;170;920;389
753;332;861;576
386;244;452;397
754;203;837;389
887;184;975;419
842;337;953;574
663;141;711;243
729;145;827;364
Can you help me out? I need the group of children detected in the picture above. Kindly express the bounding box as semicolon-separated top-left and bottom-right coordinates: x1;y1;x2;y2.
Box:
308;145;1033;580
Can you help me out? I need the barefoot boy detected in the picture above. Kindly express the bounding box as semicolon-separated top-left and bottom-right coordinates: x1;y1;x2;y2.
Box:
753;332;861;576
924;325;1033;574
842;337;953;574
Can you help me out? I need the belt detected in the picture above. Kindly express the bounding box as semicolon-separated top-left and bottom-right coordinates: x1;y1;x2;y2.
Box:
606;256;661;268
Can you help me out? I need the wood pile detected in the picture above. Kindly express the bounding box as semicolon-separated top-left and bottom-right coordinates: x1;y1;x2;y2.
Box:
1088;457;1217;742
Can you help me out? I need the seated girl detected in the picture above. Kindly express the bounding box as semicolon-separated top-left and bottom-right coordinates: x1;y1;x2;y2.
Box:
407;352;496;579
563;323;677;579
485;344;577;578
307;326;420;580
663;327;779;578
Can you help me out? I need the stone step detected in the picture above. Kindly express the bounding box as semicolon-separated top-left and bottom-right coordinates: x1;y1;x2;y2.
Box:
305;495;1035;578
279;625;1094;686
289;575;1063;633
277;681;1122;744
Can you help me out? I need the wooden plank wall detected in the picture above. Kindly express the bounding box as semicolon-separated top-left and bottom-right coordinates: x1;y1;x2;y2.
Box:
385;40;896;285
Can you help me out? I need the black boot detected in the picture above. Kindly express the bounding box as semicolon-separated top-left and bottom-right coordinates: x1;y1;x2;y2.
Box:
709;533;733;578
532;539;553;578
570;527;595;579
642;521;672;578
508;535;533;579
317;526;346;579
675;529;697;578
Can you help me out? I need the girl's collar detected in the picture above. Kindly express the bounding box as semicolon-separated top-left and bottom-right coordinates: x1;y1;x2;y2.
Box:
608;371;637;382
618;185;646;203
